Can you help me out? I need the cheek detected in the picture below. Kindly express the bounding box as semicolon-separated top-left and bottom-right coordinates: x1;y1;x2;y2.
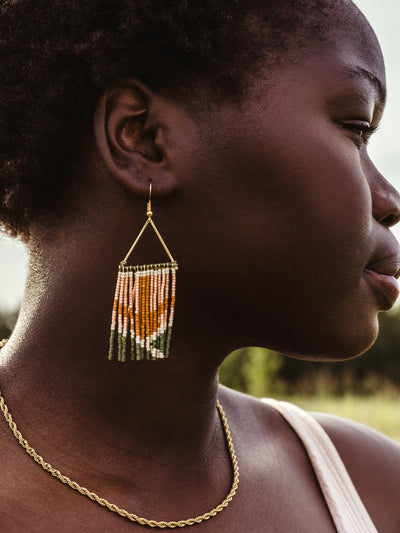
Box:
177;115;376;359
253;131;372;301
278;142;371;275
185;113;373;284
219;124;372;280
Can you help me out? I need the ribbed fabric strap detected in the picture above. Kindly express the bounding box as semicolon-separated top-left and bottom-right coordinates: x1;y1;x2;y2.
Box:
261;398;378;533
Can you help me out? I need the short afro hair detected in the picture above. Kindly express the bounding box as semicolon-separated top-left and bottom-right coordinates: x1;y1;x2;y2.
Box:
0;0;352;238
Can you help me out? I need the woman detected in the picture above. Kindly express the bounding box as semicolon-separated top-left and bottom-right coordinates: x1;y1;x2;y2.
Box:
0;0;400;531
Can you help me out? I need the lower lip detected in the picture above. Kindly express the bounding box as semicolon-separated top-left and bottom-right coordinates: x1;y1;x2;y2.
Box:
364;269;400;310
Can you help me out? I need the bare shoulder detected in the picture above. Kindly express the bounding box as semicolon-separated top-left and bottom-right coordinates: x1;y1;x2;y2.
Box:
312;411;400;479
312;411;400;530
218;384;279;426
217;385;296;445
218;388;400;531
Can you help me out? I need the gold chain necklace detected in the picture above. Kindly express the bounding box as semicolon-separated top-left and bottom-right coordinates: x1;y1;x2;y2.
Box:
0;339;239;528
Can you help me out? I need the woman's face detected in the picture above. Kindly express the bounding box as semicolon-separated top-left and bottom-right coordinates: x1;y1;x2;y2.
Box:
172;14;400;361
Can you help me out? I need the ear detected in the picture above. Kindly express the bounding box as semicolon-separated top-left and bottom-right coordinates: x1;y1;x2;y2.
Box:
93;80;177;197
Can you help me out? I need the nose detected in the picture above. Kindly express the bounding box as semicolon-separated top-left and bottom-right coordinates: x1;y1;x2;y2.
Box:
367;163;400;228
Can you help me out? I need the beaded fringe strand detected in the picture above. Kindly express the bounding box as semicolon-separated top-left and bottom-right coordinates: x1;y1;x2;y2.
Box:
109;262;177;361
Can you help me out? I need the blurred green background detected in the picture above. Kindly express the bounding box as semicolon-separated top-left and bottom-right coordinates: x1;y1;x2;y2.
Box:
219;307;400;442
1;306;400;442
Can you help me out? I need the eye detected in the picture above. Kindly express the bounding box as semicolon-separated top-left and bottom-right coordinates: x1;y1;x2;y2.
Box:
341;120;378;147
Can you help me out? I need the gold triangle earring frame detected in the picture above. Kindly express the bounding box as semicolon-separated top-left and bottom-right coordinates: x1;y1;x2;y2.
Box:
108;180;178;362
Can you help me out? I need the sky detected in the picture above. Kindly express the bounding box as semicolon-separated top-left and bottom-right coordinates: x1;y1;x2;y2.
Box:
1;0;400;311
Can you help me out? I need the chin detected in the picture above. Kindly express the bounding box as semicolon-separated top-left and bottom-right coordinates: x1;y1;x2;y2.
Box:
251;309;380;362
281;318;380;362
234;308;380;362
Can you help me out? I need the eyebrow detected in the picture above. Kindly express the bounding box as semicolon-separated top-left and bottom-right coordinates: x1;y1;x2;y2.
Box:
341;65;386;104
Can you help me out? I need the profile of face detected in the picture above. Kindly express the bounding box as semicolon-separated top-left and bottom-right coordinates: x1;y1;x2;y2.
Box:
4;2;395;367
169;4;400;362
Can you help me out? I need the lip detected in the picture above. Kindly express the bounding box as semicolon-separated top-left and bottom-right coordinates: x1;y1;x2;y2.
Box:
365;254;400;279
363;269;400;310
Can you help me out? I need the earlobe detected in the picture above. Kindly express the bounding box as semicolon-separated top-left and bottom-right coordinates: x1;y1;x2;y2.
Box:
93;81;176;196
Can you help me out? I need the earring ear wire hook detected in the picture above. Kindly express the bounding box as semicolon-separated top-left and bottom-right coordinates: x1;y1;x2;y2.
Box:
147;179;153;217
121;179;177;266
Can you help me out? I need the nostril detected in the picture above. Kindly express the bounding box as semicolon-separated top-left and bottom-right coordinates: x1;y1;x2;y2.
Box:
380;212;400;228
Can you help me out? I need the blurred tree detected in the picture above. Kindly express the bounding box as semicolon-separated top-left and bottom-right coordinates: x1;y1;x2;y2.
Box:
219;347;283;397
0;309;18;340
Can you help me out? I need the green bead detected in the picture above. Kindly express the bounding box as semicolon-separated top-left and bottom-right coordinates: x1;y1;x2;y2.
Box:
108;329;115;360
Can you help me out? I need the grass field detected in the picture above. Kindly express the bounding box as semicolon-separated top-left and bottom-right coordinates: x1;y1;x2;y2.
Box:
274;393;400;443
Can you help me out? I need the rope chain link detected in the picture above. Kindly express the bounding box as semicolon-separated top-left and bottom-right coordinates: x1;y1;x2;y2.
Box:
0;340;239;528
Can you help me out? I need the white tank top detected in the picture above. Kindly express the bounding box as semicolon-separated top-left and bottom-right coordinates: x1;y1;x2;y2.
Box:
261;398;378;533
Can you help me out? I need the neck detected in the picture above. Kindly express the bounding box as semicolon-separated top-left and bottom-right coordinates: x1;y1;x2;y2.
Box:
0;226;221;466
0;173;241;524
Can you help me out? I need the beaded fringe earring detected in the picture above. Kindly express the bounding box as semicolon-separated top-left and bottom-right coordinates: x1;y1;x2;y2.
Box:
108;181;178;362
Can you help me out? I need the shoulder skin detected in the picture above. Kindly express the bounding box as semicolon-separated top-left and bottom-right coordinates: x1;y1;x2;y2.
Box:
312;411;400;532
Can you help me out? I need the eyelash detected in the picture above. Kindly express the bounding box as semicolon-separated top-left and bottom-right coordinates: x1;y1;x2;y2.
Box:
343;123;378;146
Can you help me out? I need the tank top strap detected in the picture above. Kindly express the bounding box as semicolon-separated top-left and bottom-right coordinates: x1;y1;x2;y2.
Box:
261;398;377;533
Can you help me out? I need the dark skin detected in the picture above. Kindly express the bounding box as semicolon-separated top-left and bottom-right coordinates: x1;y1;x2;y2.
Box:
1;7;400;533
